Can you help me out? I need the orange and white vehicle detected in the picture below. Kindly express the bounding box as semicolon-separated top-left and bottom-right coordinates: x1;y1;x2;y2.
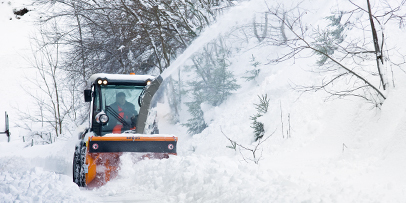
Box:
73;73;177;187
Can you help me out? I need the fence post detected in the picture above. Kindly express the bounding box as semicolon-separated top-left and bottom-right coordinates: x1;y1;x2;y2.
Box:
6;112;9;142
1;112;10;142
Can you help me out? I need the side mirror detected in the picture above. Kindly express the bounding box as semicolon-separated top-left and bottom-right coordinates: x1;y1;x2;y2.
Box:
84;89;92;102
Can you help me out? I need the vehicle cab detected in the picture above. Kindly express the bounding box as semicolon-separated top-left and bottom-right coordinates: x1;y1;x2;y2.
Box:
84;73;161;136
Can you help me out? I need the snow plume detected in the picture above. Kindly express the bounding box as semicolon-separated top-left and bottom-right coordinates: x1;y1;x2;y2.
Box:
161;0;265;79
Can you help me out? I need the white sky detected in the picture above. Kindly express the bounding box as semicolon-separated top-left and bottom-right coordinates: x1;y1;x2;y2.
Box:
0;0;38;132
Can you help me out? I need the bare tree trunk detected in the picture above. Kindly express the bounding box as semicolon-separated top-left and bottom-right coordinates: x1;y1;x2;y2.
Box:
367;0;386;90
280;12;287;44
154;6;170;71
73;2;87;85
253;13;268;42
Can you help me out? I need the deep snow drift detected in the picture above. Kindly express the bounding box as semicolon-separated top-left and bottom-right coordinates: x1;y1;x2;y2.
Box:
1;0;406;202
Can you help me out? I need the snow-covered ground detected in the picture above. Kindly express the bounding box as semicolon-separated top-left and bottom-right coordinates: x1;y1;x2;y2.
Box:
1;0;406;202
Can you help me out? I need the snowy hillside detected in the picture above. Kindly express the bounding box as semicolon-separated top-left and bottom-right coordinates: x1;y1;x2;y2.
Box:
1;0;406;202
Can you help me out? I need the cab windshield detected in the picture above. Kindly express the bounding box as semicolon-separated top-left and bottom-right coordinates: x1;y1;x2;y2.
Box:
97;84;145;135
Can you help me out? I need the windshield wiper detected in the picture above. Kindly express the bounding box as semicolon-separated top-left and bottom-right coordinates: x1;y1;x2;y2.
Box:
105;106;131;128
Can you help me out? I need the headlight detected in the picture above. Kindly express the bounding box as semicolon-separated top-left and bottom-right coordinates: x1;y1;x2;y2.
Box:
96;78;108;85
100;114;109;123
95;111;109;124
146;80;152;85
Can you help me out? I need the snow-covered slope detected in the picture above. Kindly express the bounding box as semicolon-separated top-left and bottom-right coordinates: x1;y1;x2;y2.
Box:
1;0;406;202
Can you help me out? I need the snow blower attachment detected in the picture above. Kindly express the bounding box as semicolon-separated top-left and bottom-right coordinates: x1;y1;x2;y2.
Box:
73;74;177;187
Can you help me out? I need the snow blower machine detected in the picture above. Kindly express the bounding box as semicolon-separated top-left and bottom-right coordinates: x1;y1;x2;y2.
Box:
73;73;177;187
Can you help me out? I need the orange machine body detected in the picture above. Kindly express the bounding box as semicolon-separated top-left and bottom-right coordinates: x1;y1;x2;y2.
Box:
84;135;177;187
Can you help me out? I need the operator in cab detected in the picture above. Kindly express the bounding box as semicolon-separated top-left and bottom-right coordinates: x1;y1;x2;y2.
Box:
109;92;138;133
